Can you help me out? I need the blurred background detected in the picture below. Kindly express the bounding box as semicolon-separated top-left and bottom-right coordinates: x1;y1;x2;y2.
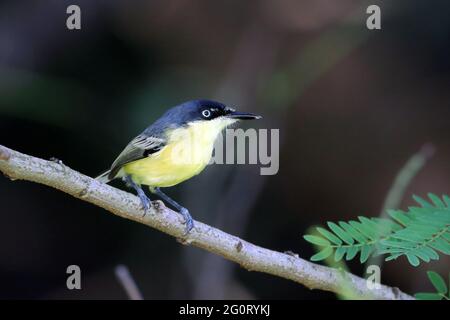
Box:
0;0;449;299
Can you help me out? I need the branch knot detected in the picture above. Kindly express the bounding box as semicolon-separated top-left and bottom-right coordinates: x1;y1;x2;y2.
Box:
0;147;11;161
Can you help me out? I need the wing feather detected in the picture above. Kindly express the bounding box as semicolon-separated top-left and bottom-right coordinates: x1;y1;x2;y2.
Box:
108;134;166;179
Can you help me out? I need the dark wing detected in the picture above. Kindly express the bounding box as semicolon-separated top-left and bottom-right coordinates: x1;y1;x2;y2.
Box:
108;134;166;179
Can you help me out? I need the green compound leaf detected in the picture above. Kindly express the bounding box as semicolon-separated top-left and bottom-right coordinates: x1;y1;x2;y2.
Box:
304;194;450;267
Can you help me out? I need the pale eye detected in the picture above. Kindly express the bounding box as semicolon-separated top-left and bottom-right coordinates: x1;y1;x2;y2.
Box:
202;109;211;118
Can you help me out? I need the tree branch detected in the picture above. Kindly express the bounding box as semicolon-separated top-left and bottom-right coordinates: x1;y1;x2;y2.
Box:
0;144;413;300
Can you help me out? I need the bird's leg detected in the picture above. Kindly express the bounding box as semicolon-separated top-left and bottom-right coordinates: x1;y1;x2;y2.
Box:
123;175;151;215
151;187;194;234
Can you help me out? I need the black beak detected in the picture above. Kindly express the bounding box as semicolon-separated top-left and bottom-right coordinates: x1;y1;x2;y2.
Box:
226;111;262;120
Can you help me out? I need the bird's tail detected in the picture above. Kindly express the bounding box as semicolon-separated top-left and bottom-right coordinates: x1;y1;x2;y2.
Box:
95;170;112;183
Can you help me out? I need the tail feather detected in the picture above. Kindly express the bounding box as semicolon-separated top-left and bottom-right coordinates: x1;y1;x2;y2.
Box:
95;170;112;183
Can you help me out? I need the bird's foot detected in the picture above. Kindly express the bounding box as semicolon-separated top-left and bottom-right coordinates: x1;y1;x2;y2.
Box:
122;175;152;216
138;193;152;216
179;207;194;235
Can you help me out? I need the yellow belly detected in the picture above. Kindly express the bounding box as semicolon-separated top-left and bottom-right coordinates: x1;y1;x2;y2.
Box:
122;118;234;187
122;143;211;187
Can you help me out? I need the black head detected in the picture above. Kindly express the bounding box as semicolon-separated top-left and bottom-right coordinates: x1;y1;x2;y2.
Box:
188;99;262;121
144;99;261;136
191;99;231;120
159;99;260;124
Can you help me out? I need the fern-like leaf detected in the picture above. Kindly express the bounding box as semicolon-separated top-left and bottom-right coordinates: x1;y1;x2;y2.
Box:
303;194;450;266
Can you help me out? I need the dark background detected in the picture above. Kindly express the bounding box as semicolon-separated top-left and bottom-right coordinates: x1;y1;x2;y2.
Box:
0;0;449;299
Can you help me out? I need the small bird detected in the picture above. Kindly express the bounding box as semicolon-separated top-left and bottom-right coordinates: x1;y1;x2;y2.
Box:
96;99;261;234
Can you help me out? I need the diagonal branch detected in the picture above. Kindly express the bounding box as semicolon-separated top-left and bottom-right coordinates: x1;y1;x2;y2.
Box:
0;144;413;300
115;265;144;300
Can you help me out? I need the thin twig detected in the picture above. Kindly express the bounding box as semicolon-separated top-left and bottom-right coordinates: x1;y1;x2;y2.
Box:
114;265;144;300
381;143;435;216
0;144;414;300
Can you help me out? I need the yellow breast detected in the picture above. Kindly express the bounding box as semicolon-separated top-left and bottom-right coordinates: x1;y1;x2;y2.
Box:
122;118;236;187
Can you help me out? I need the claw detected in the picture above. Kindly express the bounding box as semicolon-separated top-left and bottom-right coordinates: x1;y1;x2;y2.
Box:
180;207;194;235
150;187;194;234
138;194;152;216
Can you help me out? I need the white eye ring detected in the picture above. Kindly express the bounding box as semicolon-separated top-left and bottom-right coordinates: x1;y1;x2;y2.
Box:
202;110;211;118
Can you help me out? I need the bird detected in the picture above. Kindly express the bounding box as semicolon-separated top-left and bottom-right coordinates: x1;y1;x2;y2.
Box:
96;99;261;234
